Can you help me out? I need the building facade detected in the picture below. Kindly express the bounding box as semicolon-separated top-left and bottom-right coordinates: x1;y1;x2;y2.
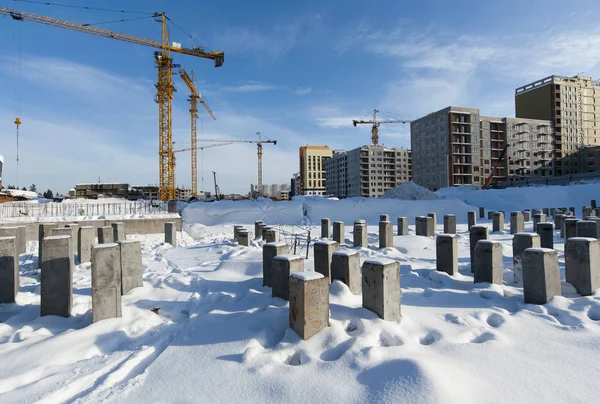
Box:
290;173;300;197
411;106;554;190
515;75;600;175
325;145;411;198
0;154;3;190
299;146;332;195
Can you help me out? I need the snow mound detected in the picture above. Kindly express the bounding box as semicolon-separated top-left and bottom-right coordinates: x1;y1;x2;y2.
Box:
381;181;439;200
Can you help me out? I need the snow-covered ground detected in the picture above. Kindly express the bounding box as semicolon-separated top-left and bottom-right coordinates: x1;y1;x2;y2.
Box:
1;184;600;403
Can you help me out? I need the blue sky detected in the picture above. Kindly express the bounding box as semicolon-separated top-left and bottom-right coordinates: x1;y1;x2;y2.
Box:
1;0;600;194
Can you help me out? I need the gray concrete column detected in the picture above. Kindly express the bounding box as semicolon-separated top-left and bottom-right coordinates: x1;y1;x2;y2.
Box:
584;217;600;238
0;236;19;303
522;210;531;222
533;214;547;230
78;226;95;264
565;237;600;296
536;223;554;249
569;206;575;214
443;215;456;234
543;208;550;216
38;223;58;268
314;240;340;281
91;243;122;322
164;222;176;245
52;228;75;261
65;223;80;256
353;220;368;248
379;221;393;248
98;226;114;244
473;240;503;284
233;225;244;240
263;241;288;287
492;212;505;232
380;214;389;222
532;209;543;216
321;218;331;239
576;221;597;238
237;230;250;247
469;225;489;272
522;248;561;304
41;235;73;317
563;218;579;240
272;254;304;300
0;227;25;255
479;207;485;219
488;211;494;220
397;217;408;235
118;240;143;295
263;228;279;243
362;259;401;321
425;216;435;237
550;208;556;218
16;226;26;255
333;221;345;244
468;211;477;229
289;272;329;340
427;212;437;228
415;217;424;236
555;214;564;233
510;212;524;234
592;199;597;208
513;232;540;284
254;221;264;239
112;222;126;243
331;250;361;294
436;234;457;276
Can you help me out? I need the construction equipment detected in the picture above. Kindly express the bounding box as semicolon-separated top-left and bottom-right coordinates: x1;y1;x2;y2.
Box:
482;144;509;189
212;171;220;201
1;6;224;201
353;109;411;145
197;133;277;197
172;142;233;191
178;68;216;196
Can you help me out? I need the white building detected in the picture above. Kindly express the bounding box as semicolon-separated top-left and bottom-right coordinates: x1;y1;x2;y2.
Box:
0;154;4;189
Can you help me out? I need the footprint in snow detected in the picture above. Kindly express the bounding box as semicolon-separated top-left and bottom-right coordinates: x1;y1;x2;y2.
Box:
470;331;497;344
379;330;404;347
486;313;506;328
419;330;442;346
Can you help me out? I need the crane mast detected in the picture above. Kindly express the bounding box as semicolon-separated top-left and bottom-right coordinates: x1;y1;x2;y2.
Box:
352;109;411;145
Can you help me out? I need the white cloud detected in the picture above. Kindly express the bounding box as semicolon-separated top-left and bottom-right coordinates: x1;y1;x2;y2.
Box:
294;87;312;95
222;82;278;92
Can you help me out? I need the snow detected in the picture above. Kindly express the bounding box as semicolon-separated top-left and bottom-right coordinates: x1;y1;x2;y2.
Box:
0;189;39;200
381;181;439;200
1;183;600;403
333;249;359;257
291;271;324;281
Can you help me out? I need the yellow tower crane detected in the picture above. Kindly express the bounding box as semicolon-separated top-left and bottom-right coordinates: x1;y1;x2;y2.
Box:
0;6;224;201
353;109;411;145
178;68;216;196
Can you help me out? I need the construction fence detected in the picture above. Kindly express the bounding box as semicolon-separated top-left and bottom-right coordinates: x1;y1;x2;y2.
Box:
0;200;168;219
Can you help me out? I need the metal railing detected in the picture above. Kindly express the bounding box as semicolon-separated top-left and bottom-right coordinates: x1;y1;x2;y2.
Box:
0;200;168;219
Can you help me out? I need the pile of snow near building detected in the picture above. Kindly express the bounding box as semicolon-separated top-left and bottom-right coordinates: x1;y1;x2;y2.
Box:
381;181;439;200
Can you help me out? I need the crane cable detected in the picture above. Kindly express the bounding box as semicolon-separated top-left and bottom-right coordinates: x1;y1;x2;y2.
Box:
11;0;155;15
12;20;22;188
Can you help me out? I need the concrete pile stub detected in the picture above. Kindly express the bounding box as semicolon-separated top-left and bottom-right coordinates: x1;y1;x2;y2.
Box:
487;211;494;220
415;217;425;236
65;223;80;255
0;236;19;303
436;234;457;276
536;222;554;249
331;250;361;294
533;214;547;230
576;220;597;239
565;237;600;296
98;226;114;244
314;240;340;281
52;228;75;260
263;228;280;243
469;225;489;272
362;258;401;321
523;210;531;222
563;218;579;240
555;214;565;233
427;213;437;228
38;223;58;267
513;232;541;283
78;226;95;264
0;227;25;255
380;214;390;222
522;248;561;304
479;207;485;219
424;216;435;236
353;220;368;248
543;208;550;216
321;218;331;239
583;206;595;219
255;221;264;239
112;222;126;243
40;235;73;317
468;211;477;229
397;217;408;235
379;221;394;248
510;212;524;234
237;230;250;247
272;254;304;300
164;222;176;245
118;240;143;295
584;217;600;238
473;240;503;285
263;241;289;287
443;215;456;234
289;272;329;340
333;221;345;244
492;212;505;232
91;243;122;322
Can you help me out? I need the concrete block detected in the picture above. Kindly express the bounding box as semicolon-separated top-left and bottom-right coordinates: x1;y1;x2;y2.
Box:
272;254;304;300
510;212;524;234
513;232;541;283
321;218;331;239
65;223;80;256
415;217;424;236
550;208;556;218
164;222;176;245
473;240;503;284
576;220;597;238
118;240;143;295
255;221;264;239
469;225;489;272
237;230;250;247
569;207;575;215
584;217;600;238
289;272;329;340
91;243;122;322
333;221;345;244
380;214;389;222
592;199;597;208
262;241;288;287
563;218;579;240
522;210;531;222
479;207;485;219
38;223;58;268
379;221;393;248
396;217;408;236
263;228;279;243
468;211;477;229
565;237;600;296
78;226;95;264
555;214;564;233
362;259;401;321
522;248;561;304
52;228;75;260
488;211;494;220
543;208;550;216
259;223;268;239
314;240;340;281
98;226;114;244
536;222;554;249
0;227;25;255
331;250;361;294
436;234;457;276
112;222;126;242
353;220;367;248
40;235;73;317
492;212;505;232
596;207;600;217
443;214;456;234
233;225;244;240
425;216;434;237
0;236;19;303
533;214;547;230
532;209;543;216
427;212;437;228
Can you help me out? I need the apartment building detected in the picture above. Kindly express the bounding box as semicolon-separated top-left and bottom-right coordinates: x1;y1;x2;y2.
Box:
299;146;332;195
290;173;300;197
325;145;411;198
410;106;554;189
515;75;600;175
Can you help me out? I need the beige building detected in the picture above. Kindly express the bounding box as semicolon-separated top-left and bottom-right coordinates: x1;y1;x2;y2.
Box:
515;75;600;175
299;146;332;195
